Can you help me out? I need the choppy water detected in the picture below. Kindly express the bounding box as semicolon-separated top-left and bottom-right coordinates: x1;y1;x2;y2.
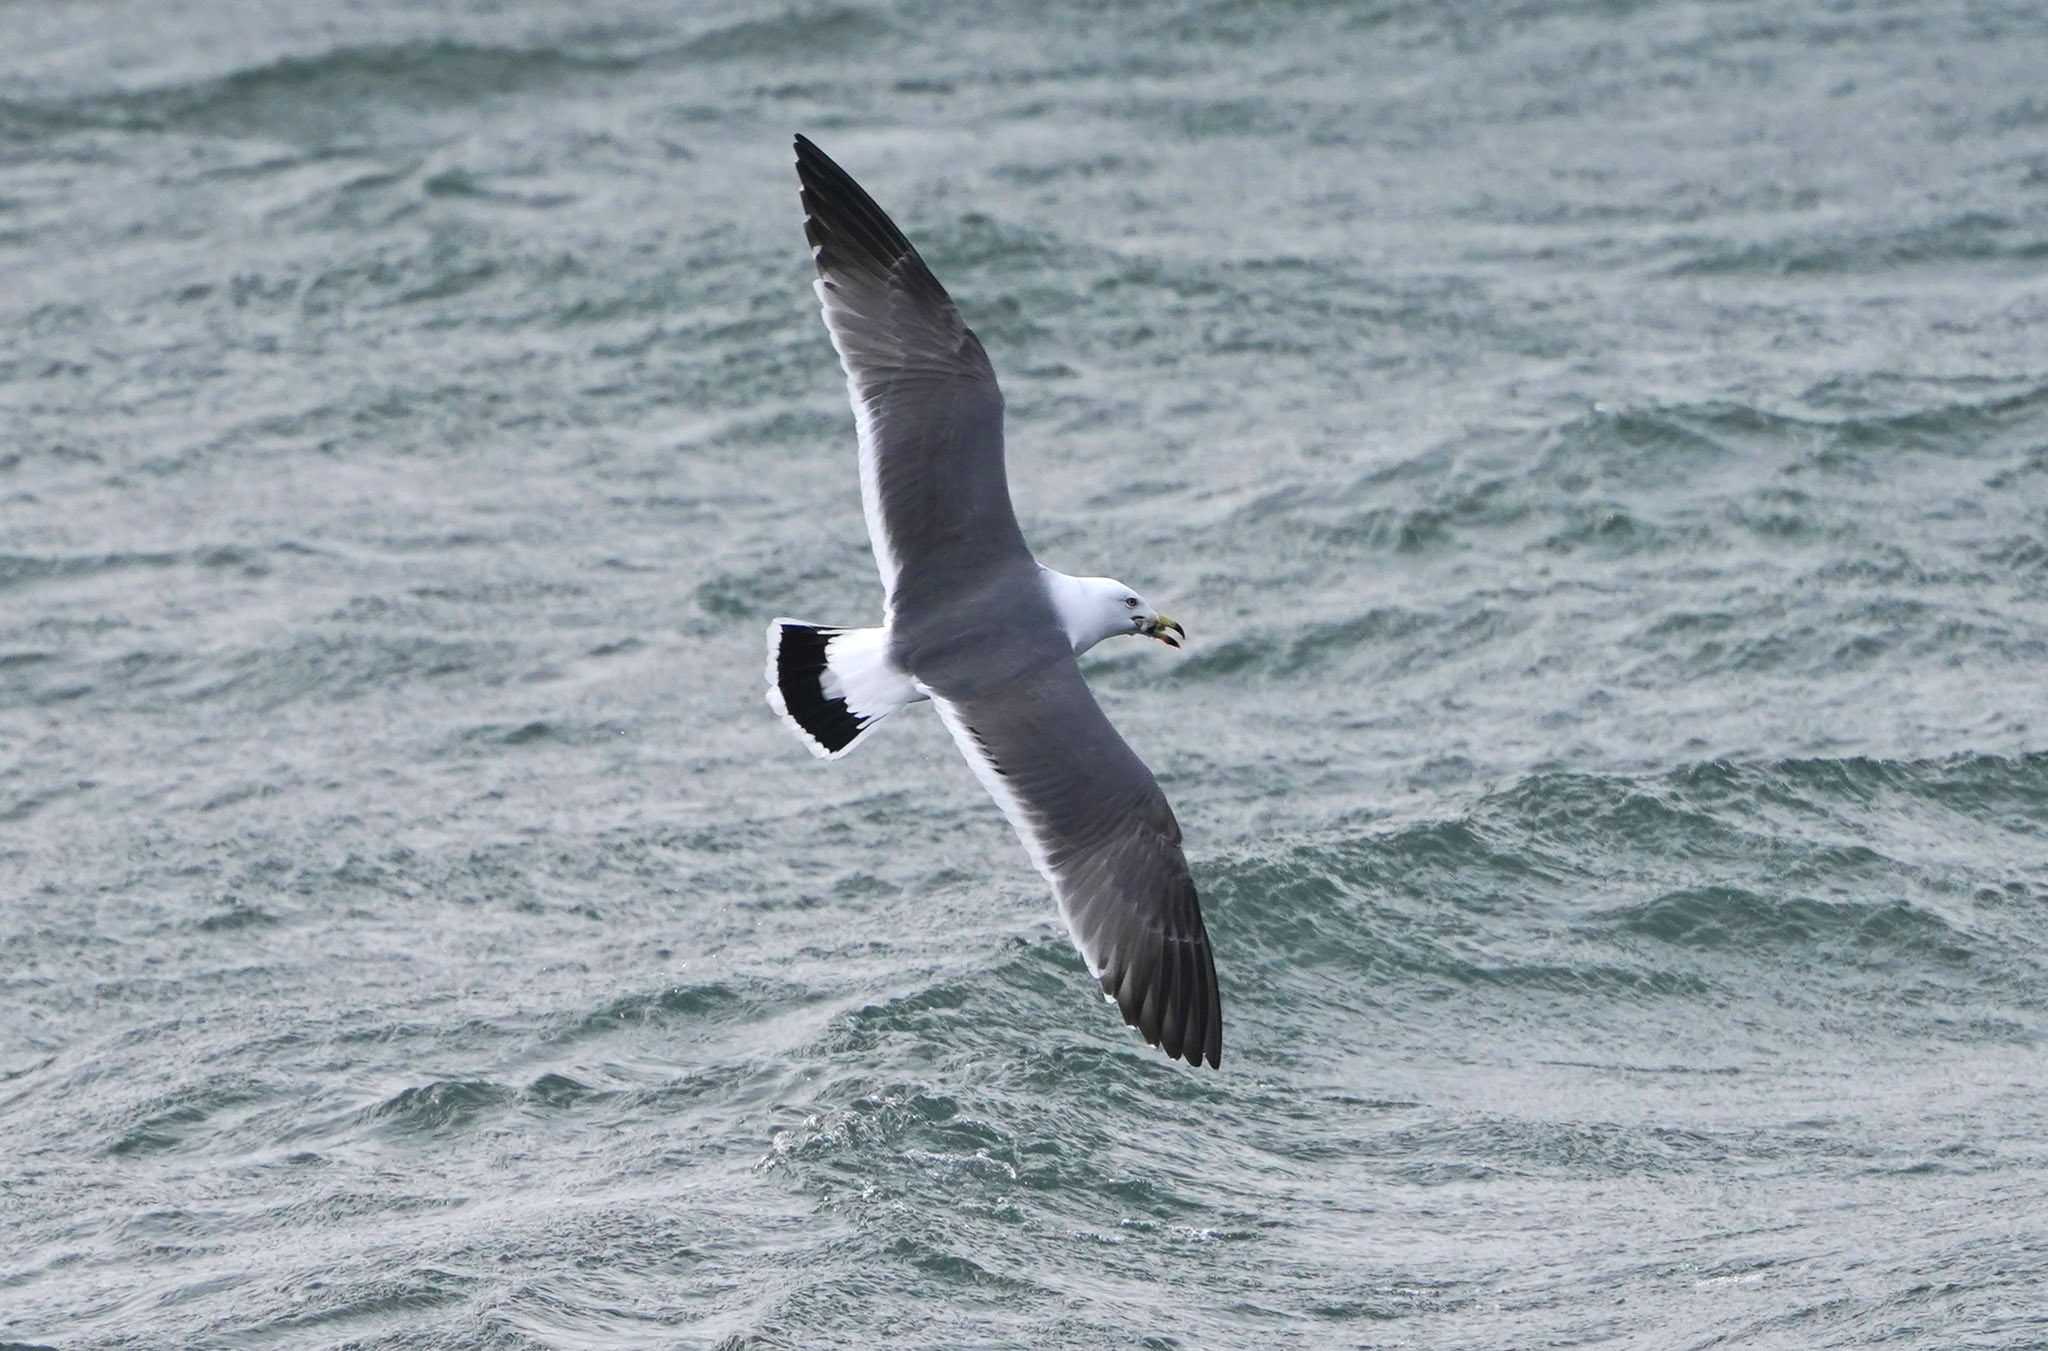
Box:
5;1;2047;1346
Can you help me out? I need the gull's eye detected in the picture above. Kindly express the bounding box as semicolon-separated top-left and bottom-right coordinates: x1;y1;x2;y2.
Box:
1124;597;1139;609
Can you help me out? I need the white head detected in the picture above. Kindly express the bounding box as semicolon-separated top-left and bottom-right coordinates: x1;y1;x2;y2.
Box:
1043;570;1185;657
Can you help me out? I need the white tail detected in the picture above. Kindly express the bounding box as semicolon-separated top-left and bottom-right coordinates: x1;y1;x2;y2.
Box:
764;621;922;759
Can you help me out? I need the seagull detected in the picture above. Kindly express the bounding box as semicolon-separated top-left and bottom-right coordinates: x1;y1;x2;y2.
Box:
765;135;1222;1069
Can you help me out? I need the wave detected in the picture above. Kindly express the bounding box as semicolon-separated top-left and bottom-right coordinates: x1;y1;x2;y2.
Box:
1198;380;2045;559
1538;385;2048;485
1604;886;1970;960
1667;211;2048;276
670;7;892;64
365;1079;514;1134
3;632;506;719
3;9;904;147
0;549;184;593
55;42;632;145
183;632;507;711
106;1079;270;1157
1211;752;2045;991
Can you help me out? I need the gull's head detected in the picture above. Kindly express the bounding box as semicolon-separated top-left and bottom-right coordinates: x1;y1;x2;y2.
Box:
1052;572;1186;655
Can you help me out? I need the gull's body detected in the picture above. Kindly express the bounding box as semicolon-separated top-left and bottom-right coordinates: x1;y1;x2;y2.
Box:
765;136;1222;1069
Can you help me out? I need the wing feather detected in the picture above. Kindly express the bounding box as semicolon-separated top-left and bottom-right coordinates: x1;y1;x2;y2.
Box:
794;136;1029;612
930;662;1223;1069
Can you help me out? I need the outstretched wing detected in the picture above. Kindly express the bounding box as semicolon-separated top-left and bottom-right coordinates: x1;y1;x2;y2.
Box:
794;135;1030;615
930;658;1223;1069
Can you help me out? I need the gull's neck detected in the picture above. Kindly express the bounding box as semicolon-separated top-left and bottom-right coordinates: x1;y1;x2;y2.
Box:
1041;567;1119;655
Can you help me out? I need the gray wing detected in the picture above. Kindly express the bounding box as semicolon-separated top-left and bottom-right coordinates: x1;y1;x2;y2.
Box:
930;658;1223;1069
794;136;1030;614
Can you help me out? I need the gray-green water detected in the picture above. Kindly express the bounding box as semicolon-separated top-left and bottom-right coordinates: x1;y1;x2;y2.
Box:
5;2;2047;1347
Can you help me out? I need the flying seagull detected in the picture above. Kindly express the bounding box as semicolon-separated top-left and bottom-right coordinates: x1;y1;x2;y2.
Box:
765;135;1223;1069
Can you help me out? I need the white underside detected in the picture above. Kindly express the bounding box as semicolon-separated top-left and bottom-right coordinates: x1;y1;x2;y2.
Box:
814;275;902;608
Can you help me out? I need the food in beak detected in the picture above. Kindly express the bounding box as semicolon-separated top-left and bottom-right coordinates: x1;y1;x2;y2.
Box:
1149;616;1185;649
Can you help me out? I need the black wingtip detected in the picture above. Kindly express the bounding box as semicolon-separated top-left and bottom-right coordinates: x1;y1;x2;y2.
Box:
790;133;945;300
1104;939;1223;1070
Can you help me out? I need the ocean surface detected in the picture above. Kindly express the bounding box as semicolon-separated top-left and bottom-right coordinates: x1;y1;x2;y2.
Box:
5;1;2046;1346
